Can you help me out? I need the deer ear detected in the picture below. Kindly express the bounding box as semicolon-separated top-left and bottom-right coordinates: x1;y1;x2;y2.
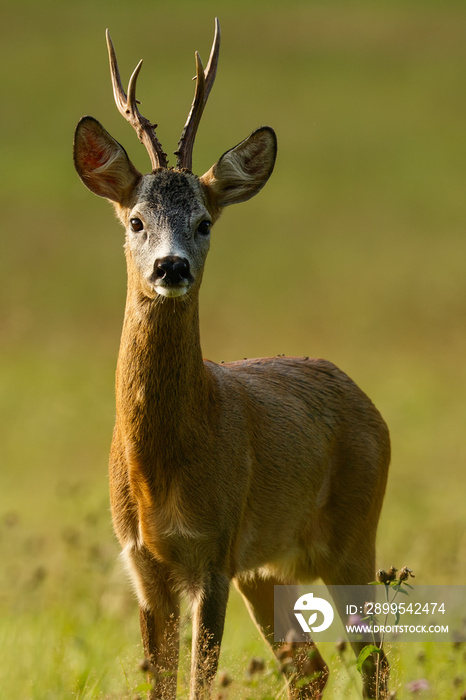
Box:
73;116;141;202
200;127;277;208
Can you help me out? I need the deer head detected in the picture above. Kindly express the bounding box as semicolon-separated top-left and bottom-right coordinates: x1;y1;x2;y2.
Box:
73;20;277;300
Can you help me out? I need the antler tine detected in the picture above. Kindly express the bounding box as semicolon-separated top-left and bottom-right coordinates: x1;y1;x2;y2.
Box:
105;29;168;171
176;18;221;171
175;52;206;172
203;17;221;105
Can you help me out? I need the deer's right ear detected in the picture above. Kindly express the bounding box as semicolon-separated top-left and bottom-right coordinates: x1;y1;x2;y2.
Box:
73;116;141;202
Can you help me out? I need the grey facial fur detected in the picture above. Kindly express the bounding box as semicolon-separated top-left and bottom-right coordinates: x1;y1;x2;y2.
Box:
126;170;212;298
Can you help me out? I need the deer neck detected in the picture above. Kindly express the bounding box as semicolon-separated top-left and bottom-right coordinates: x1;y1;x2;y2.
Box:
115;262;210;482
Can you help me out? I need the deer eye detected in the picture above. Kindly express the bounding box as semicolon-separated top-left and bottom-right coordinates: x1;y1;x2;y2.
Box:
197;220;211;236
130;217;144;232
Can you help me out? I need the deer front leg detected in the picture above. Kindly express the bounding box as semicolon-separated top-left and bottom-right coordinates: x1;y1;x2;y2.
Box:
189;573;230;700
124;545;180;699
140;603;180;700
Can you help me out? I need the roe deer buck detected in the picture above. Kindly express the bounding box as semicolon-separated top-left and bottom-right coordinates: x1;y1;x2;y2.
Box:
73;19;390;700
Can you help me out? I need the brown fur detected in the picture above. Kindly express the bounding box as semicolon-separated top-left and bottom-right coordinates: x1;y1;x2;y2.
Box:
74;54;390;700
108;269;390;698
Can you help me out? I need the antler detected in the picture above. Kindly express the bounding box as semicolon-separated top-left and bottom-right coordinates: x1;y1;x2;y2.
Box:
106;29;168;170
175;18;221;171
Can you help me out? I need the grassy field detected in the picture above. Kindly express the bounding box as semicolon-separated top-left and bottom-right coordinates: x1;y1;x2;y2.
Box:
1;0;465;697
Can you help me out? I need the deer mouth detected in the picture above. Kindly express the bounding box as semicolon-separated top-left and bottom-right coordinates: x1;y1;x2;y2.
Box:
153;279;191;298
149;255;194;298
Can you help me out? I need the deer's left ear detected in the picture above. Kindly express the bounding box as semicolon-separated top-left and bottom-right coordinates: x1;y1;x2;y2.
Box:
74;116;141;203
200;127;277;208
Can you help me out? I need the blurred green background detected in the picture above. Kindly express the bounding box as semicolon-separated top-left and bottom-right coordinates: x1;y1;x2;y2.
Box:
1;0;465;697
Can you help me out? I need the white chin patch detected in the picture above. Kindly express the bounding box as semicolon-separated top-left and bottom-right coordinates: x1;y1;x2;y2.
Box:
155;285;188;298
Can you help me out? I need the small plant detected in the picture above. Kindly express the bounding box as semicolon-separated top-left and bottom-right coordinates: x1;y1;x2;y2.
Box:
357;565;415;700
406;677;430;694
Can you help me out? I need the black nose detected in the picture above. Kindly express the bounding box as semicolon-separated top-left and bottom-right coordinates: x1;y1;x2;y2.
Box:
153;256;191;285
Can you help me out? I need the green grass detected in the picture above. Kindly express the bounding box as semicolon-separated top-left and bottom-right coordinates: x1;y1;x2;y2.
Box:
1;0;466;697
